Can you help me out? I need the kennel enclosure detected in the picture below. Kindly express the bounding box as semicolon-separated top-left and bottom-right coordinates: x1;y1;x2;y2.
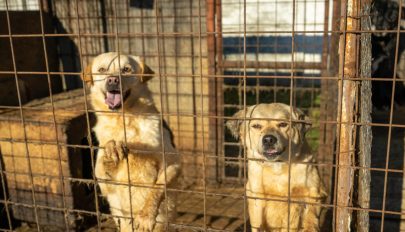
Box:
0;0;405;231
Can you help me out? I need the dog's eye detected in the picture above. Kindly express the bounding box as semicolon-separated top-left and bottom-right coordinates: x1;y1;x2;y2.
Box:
122;66;132;73
278;122;288;128
98;67;106;73
251;124;262;129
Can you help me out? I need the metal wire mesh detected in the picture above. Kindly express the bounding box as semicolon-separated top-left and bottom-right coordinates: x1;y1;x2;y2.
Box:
0;0;404;231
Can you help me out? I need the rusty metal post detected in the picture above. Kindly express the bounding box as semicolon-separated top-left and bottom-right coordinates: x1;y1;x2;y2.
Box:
335;0;360;230
215;0;224;183
206;0;221;183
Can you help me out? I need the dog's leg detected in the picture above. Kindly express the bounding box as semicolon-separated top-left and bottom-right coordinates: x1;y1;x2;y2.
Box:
300;204;321;232
95;140;128;230
95;140;126;195
247;178;266;232
247;162;266;232
97;140;127;178
247;190;266;232
134;163;180;232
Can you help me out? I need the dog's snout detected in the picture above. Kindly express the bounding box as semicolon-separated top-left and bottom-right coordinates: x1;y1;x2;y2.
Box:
262;134;277;146
106;76;120;92
107;76;119;85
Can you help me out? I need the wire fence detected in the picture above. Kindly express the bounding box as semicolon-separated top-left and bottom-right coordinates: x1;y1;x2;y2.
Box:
0;0;404;231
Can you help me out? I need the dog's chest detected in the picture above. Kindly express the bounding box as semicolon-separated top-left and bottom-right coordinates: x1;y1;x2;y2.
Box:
260;163;313;196
94;114;161;147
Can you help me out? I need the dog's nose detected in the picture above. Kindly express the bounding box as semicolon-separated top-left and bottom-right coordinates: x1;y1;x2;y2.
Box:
106;76;120;91
262;134;277;146
107;76;119;85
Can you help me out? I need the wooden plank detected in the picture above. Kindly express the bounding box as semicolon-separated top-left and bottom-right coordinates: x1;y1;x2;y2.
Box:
176;213;199;225
177;194;245;219
208;196;244;219
210;217;231;230
177;193;205;215
193;215;212;228
0;89;86;124
357;0;372;230
225;219;246;231
0;89;95;228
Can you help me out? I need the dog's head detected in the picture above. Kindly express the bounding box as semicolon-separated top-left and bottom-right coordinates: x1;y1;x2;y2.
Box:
82;52;154;111
226;103;311;162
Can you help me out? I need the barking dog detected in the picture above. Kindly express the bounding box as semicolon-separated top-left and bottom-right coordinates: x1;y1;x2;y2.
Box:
82;52;180;231
226;103;326;232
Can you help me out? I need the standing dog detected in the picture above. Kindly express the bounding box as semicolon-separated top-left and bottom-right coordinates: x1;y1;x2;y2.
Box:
82;52;180;231
226;103;326;231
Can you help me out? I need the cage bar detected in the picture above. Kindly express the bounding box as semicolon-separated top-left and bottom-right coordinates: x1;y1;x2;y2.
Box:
0;0;404;231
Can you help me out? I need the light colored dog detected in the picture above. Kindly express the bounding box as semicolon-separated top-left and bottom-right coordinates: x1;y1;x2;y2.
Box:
226;103;326;232
82;52;180;232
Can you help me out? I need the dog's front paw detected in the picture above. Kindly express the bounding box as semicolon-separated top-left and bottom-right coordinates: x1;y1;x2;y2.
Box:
103;140;128;167
134;210;156;232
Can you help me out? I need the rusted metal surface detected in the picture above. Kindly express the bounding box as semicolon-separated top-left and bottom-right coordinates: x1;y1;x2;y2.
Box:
206;0;217;171
207;0;216;78
215;0;224;183
3;0;404;231
335;0;360;230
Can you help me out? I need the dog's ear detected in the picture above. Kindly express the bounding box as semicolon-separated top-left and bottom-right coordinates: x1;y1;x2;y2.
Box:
139;61;154;83
226;109;246;139
81;61;94;86
293;107;312;134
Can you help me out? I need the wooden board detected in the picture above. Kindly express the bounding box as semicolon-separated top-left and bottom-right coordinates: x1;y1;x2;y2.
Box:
16;185;247;231
174;186;246;231
0;89;96;229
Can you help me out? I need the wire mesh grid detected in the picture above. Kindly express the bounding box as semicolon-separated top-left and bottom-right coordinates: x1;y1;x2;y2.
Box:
0;0;404;231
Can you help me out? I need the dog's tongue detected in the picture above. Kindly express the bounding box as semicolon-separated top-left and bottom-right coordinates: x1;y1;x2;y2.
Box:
105;92;122;109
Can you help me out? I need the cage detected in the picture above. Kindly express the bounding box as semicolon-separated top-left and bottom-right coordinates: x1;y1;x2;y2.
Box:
0;0;404;231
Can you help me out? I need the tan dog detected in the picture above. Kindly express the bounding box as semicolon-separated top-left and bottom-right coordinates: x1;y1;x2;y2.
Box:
226;103;326;232
82;52;180;232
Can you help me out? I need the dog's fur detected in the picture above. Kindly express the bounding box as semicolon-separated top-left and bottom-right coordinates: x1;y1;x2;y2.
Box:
226;103;326;232
82;52;180;232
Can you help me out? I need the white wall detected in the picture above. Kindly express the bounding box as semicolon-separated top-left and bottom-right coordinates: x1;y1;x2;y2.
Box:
0;0;39;10
222;0;327;36
221;0;329;74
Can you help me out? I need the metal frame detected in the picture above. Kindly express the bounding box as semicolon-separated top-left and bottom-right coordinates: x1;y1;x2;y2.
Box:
0;0;404;231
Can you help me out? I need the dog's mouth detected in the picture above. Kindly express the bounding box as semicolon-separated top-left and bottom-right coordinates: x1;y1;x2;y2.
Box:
262;148;284;159
104;89;131;110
